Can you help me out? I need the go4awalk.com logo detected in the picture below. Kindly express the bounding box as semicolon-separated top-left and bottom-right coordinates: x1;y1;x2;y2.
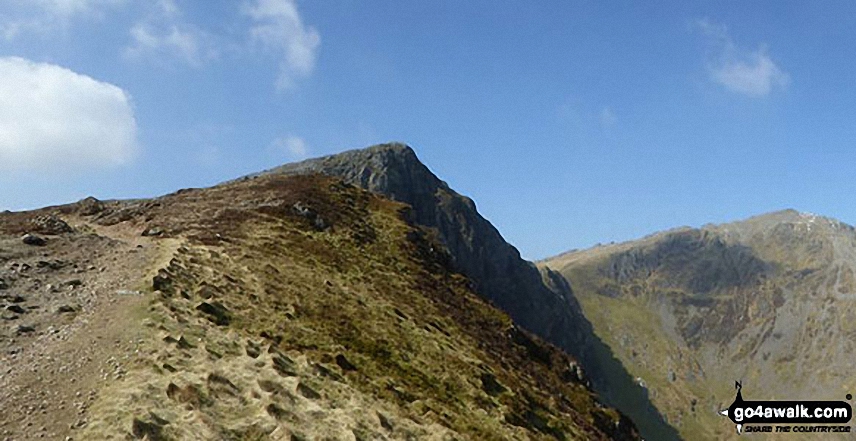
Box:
719;382;852;435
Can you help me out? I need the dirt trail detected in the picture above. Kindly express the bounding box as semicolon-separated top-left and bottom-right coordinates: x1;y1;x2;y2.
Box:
0;217;178;441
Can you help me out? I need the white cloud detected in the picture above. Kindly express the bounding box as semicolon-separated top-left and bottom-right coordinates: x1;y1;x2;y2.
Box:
124;0;216;66
244;0;320;91
0;0;124;39
600;107;616;129
0;57;137;172
697;18;789;97
270;135;309;159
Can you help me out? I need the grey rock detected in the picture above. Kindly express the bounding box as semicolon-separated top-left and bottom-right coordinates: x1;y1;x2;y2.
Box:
141;227;163;237
76;196;104;216
264;143;593;356
22;234;46;246
13;324;35;334
5;305;25;314
195;301;230;326
31;214;73;235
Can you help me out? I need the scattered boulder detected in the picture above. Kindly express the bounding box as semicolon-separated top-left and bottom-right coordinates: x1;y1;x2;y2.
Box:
5;305;26;314
377;412;394;431
77;196;104;216
0;278;7;290
141;227;163;237
292;201;329;231
37;260;65;270
177;336;195;350
271;352;298;377
266;403;290;421
561;361;587;385
22;234;47;246
335;354;357;372
131;414;169;441
206;373;240;398
196;284;219;300
166;382;180;399
152;272;174;296
246;341;261;359
296;382;321;400
195;301;230;326
313;363;344;382
13;324;35;334
31;214;73;235
257;379;285;394
56;305;77;314
164;383;205;408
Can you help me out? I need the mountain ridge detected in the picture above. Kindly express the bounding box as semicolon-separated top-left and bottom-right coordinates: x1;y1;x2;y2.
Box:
258;142;593;357
543;207;856;439
258;142;681;441
0;147;644;440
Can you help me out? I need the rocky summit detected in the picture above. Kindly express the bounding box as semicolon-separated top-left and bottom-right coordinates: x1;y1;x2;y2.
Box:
262;143;679;441
544;209;856;440
0;146;641;440
262;143;592;361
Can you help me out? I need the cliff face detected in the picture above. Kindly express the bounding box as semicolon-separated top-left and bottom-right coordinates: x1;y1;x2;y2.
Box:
264;143;591;354
263;143;680;441
0;171;642;440
544;210;856;440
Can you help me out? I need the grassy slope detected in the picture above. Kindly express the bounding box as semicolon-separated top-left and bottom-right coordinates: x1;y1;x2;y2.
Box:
560;258;726;440
77;174;638;440
545;215;856;441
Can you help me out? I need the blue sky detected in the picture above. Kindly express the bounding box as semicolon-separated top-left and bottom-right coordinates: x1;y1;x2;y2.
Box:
0;1;854;259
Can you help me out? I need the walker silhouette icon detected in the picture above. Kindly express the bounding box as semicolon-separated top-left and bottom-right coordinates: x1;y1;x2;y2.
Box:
719;381;746;434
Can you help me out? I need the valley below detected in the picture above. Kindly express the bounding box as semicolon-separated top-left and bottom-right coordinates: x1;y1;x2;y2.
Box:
544;210;856;439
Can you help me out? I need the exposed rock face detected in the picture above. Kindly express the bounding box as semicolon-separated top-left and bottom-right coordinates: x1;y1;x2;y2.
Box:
263;143;680;440
266;143;590;355
544;209;856;440
30;214;73;235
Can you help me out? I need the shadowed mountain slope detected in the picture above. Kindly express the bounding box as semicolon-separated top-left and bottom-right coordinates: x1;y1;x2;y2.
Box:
0;171;640;439
262;143;590;354
544;209;856;440
260;143;680;441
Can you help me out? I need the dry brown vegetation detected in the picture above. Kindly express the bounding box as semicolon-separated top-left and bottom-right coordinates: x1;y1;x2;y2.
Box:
1;174;638;440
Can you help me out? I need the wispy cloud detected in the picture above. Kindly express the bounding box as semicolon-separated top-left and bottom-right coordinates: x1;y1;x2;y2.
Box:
244;0;320;91
0;57;137;172
270;135;310;159
123;0;217;67
600;107;616;129
697;18;789;97
0;0;124;39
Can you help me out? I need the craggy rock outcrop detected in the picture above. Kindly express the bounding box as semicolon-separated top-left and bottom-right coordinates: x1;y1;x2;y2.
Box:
545;209;856;440
265;143;591;356
262;143;681;440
